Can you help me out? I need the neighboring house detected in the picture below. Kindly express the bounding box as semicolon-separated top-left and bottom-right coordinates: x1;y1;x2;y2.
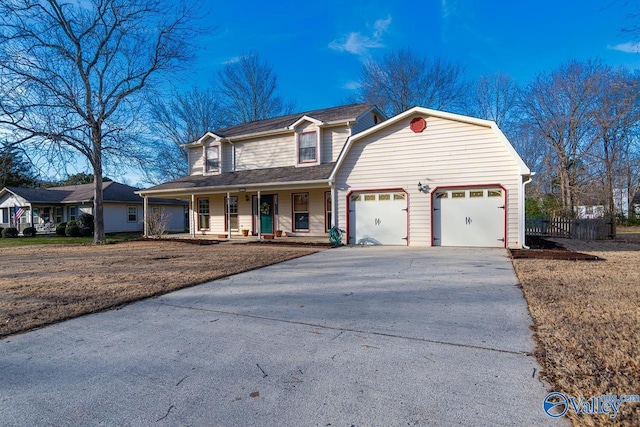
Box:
0;181;187;233
138;104;532;248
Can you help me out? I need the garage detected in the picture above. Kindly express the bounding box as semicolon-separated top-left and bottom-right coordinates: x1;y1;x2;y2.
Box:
348;191;408;245
432;187;506;247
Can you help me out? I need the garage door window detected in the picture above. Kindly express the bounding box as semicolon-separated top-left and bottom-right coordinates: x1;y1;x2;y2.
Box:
293;193;309;231
364;194;376;201
436;192;447;199
470;191;483;198
452;191;465;198
394;193;406;200
379;193;391;201
488;189;502;197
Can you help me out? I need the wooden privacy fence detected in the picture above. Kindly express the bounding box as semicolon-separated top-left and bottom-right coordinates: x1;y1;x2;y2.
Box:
526;216;616;240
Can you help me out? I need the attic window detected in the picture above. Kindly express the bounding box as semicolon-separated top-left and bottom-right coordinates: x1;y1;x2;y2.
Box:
298;131;317;163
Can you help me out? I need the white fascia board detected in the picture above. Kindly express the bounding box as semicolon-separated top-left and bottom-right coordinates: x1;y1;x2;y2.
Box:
288;115;324;130
179;131;224;148
490;122;531;176
331;106;530;180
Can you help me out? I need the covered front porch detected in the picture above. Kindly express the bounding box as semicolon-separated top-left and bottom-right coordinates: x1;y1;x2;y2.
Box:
141;185;334;239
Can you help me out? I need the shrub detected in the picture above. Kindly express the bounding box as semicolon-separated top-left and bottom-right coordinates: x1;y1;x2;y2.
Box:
2;227;19;238
56;222;67;236
77;213;94;232
80;226;93;237
22;227;37;237
0;226;3;238
65;221;81;237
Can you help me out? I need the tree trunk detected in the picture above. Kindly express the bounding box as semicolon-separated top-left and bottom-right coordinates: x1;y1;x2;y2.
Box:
92;133;105;243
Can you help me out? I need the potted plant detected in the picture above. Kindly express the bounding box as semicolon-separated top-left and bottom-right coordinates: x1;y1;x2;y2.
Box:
241;227;249;237
275;229;283;237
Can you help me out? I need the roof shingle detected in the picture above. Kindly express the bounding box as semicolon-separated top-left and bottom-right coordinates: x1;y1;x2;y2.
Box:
209;104;375;139
143;163;335;193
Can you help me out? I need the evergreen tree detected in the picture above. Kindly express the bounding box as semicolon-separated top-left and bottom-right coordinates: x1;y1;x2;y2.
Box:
0;145;37;188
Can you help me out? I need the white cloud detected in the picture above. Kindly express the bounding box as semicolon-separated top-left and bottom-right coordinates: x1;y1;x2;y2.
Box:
341;81;361;90
608;42;640;53
329;15;391;57
222;56;242;64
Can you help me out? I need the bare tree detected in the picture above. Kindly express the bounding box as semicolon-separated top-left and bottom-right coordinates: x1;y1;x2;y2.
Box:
589;67;640;216
146;86;228;183
520;60;602;215
218;52;294;124
0;0;199;243
356;48;467;116
471;73;520;129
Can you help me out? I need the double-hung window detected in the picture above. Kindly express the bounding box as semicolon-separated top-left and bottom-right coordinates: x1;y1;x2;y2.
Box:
293;193;309;231
127;206;138;222
224;196;238;231
297;132;317;164
205;146;220;173
198;198;210;230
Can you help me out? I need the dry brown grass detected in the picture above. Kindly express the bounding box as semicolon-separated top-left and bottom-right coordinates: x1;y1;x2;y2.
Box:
0;241;320;338
513;238;639;426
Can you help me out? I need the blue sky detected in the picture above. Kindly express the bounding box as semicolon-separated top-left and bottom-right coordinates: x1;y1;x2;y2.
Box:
184;0;640;112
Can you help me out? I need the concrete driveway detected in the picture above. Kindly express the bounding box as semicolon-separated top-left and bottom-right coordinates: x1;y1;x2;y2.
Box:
0;247;563;426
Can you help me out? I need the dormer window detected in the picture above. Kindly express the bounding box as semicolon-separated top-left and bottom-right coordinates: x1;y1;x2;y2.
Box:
298;131;317;164
205;145;220;173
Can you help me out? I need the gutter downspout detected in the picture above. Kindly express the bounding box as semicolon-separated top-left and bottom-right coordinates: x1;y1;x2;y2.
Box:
521;175;533;249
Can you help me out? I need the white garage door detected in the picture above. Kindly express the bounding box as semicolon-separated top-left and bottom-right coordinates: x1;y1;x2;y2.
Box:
349;191;408;245
432;188;505;247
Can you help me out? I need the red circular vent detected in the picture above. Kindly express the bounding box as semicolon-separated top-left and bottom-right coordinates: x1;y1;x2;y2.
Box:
410;117;427;133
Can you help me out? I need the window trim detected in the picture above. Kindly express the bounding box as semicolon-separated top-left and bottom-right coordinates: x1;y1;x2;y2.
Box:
224;196;239;231
204;144;220;174
292;192;310;232
297;131;318;165
197;197;210;230
127;206;138;223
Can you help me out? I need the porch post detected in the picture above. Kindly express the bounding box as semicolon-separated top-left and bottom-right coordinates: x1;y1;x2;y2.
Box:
331;185;337;229
143;196;148;237
226;191;231;239
191;194;196;238
257;190;261;239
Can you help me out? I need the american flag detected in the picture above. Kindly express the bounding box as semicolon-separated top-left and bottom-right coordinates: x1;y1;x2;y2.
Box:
13;206;25;227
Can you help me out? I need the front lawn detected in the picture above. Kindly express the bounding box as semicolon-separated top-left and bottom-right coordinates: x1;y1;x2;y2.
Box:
0;241;321;338
513;238;639;426
0;232;141;247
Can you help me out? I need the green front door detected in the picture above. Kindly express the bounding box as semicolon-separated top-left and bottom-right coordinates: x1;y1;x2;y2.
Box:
260;195;273;234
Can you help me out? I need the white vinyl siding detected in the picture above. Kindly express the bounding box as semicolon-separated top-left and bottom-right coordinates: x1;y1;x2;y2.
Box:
321;126;350;163
188;147;204;176
234;133;294;170
334;114;523;248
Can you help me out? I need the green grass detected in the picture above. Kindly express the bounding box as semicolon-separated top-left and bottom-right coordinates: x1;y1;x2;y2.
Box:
0;233;142;247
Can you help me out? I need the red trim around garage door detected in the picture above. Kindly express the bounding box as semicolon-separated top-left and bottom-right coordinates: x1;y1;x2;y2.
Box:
345;188;409;246
430;184;508;248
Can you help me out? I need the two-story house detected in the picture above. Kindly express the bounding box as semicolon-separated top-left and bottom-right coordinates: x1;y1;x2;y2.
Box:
139;104;532;248
139;104;383;239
